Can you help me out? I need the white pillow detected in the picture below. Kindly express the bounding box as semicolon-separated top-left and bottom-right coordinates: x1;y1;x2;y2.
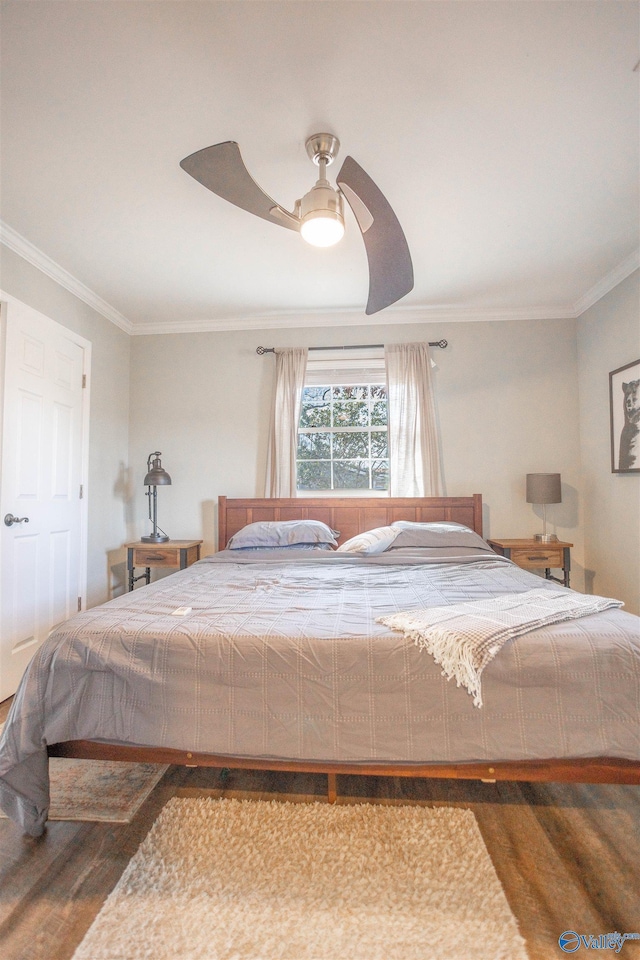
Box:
336;526;399;555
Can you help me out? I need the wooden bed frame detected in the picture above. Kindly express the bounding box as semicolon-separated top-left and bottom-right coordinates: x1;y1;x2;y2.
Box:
49;495;640;796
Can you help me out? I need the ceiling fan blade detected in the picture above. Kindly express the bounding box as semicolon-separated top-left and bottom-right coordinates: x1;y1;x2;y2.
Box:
336;156;414;314
180;141;300;232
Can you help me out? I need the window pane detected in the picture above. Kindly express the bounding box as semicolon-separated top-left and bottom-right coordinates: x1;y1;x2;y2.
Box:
333;460;370;489
370;384;387;400
371;459;389;490
333;432;369;459
297;461;332;490
300;387;331;428
332;385;368;401
371;400;388;426
301;386;329;402
297;432;331;460
371;431;388;457
333;401;369;427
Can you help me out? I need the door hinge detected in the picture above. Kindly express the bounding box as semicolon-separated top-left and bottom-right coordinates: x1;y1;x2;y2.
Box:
82;374;87;388
77;597;82;612
79;484;84;499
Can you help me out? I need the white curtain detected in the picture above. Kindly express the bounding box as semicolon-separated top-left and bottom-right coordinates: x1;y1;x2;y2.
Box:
385;342;442;496
264;347;308;497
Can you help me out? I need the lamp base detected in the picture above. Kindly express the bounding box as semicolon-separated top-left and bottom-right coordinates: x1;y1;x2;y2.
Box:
534;533;558;542
141;533;169;543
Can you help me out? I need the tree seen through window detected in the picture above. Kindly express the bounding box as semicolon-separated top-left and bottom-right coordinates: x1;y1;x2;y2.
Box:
296;384;389;491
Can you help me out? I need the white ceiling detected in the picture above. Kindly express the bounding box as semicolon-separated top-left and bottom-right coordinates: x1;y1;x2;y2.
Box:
1;1;638;334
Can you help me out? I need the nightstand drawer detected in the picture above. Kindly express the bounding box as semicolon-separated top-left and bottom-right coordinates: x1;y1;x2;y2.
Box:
509;546;564;570
131;547;179;567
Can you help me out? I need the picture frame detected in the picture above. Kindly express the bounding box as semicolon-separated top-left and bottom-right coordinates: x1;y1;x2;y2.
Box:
609;358;640;474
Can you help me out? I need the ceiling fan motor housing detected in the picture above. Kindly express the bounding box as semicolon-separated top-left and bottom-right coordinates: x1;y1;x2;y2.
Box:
298;179;344;224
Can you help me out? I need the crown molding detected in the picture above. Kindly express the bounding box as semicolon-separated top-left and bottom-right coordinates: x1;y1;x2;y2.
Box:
0;221;134;334
573;248;640;317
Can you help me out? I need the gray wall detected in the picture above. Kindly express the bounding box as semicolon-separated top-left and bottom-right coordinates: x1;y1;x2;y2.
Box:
0;244;131;607
577;270;640;614
129;315;585;588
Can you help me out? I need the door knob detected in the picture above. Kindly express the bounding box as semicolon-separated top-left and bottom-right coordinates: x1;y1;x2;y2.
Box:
4;514;29;527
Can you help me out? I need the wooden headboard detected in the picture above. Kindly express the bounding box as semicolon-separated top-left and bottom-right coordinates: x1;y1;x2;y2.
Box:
217;495;483;551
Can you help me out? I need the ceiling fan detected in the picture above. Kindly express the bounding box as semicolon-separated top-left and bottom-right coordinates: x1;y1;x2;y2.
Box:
180;133;414;315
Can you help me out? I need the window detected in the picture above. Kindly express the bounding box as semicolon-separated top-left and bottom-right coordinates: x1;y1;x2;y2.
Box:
296;381;389;491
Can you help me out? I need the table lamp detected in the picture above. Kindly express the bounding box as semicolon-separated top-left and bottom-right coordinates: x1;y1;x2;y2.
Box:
526;473;561;543
142;451;171;543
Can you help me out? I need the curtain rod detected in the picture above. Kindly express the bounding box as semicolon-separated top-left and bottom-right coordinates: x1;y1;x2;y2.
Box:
256;340;447;355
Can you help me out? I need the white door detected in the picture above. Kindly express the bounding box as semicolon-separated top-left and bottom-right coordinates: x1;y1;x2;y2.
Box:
0;296;90;701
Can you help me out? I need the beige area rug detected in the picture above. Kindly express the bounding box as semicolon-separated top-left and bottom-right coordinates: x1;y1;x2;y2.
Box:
72;798;528;960
0;725;168;823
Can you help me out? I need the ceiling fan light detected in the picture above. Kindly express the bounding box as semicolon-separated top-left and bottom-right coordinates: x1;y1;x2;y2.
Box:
301;211;345;247
298;179;345;247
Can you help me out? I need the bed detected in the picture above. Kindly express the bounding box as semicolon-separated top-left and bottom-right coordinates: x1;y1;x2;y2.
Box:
1;494;639;836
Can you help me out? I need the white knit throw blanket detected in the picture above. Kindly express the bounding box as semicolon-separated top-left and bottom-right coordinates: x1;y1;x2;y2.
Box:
377;588;623;707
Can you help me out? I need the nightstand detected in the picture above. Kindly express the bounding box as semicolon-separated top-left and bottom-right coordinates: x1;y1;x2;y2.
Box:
126;539;203;592
487;538;573;588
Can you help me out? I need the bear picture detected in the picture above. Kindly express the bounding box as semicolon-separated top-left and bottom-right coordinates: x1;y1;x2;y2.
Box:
610;359;640;474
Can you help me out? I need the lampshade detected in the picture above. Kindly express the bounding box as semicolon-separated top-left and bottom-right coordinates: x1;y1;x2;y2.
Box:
144;453;172;486
526;473;561;504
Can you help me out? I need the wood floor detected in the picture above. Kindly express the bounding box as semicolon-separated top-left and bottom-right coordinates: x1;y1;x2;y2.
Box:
1;696;639;960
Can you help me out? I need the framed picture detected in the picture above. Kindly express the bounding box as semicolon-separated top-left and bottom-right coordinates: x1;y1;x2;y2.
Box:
609;358;640;474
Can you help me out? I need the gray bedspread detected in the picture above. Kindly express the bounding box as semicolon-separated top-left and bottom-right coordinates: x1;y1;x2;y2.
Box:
1;550;639;835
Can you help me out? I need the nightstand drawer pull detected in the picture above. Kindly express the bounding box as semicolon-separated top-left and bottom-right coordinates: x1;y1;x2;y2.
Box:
528;554;553;562
141;553;167;563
